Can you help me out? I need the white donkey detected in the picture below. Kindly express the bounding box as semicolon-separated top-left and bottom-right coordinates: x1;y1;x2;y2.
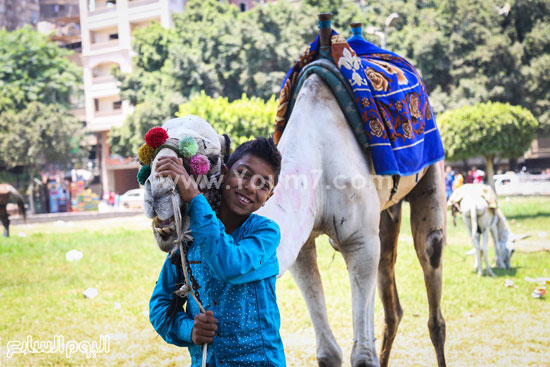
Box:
448;184;515;275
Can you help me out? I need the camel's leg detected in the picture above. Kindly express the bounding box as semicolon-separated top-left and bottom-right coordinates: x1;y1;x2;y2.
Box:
339;230;381;367
0;208;9;238
289;235;342;367
481;230;495;276
490;217;504;269
464;212;482;276
474;232;483;276
407;164;447;367
378;202;403;367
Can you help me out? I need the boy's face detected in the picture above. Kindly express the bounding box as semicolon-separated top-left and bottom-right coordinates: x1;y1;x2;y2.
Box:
221;153;276;217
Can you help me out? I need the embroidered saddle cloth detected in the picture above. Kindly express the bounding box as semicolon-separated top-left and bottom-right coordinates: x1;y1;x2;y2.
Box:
274;32;445;176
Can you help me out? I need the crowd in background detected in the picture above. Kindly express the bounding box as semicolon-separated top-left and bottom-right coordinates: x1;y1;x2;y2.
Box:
445;166;485;200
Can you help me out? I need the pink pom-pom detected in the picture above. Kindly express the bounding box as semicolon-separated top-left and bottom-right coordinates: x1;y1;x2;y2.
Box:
189;154;210;176
144;127;168;149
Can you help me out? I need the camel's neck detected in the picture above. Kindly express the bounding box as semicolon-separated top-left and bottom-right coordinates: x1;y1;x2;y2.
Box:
257;133;322;274
257;74;352;274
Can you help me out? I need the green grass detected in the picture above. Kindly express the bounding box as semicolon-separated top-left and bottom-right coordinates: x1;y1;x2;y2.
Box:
0;197;549;366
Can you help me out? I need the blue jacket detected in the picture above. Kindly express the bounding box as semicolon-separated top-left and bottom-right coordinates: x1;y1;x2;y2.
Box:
149;194;286;367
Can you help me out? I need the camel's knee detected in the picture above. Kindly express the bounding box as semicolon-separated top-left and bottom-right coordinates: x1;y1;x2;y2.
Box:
384;307;403;332
428;314;446;342
425;229;444;269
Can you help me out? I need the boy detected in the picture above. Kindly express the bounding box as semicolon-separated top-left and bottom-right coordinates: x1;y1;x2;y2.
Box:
149;137;285;367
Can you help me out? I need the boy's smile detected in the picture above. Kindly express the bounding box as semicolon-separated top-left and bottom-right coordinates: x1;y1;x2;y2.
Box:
220;153;275;231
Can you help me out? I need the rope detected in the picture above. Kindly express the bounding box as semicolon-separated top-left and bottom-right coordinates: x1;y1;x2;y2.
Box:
171;188;208;367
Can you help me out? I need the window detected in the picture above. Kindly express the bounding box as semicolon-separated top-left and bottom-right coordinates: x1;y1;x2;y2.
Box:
109;33;119;40
113;101;122;110
94;99;99;112
240;2;247;12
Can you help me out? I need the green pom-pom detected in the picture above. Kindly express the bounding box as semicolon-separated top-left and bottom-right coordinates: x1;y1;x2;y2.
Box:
137;165;151;185
179;137;198;159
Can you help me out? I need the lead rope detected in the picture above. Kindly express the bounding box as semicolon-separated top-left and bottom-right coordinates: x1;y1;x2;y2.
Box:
171;188;208;367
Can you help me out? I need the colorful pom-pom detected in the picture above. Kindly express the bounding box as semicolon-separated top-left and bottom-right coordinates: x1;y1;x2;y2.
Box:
189;154;210;176
137;165;151;185
179;137;198;159
144;127;168;149
137;144;155;166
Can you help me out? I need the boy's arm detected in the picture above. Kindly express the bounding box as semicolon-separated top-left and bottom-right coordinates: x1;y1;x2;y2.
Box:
149;255;194;347
186;194;280;284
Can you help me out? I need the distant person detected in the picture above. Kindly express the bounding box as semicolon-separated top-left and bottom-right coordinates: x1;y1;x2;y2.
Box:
465;169;474;184
453;172;464;191
445;166;455;200
108;191;116;206
473;168;485;184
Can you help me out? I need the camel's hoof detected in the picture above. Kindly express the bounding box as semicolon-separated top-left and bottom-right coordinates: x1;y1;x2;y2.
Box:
318;356;342;367
351;342;379;367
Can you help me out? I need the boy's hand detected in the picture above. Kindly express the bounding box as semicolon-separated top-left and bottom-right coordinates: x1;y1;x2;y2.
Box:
155;156;200;202
191;311;218;345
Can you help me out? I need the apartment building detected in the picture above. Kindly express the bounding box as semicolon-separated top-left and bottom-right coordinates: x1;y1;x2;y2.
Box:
78;0;185;195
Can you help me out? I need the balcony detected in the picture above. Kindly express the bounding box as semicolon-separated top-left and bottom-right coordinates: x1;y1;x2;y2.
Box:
92;75;117;84
128;0;162;21
90;39;119;51
88;0;117;15
128;0;160;8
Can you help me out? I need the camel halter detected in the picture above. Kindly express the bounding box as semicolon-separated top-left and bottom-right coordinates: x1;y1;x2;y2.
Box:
170;187;208;367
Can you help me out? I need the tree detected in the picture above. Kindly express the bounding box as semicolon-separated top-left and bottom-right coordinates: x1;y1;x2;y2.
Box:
0;103;87;213
0;26;81;114
438;102;538;190
0;26;84;207
177;92;277;146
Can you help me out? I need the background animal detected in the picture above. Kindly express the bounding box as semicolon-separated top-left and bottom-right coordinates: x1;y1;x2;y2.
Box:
0;183;26;237
448;184;515;275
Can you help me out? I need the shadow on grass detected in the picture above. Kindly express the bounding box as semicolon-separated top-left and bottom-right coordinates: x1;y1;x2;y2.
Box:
506;212;550;220
468;267;520;277
492;267;519;277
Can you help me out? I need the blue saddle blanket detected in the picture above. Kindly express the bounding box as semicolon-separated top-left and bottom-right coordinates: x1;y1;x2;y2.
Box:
274;32;445;176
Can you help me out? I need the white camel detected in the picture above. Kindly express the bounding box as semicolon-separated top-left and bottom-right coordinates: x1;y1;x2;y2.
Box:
448;184;516;275
257;73;447;367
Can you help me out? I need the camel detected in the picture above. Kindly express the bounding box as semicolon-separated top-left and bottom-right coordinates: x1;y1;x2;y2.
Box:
144;25;447;367
448;184;515;274
254;78;447;367
0;183;26;237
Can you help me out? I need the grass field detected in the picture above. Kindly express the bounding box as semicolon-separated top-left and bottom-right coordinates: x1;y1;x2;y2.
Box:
0;196;549;367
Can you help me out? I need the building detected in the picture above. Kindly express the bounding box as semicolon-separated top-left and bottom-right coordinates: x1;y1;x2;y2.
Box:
78;0;185;196
523;136;550;171
0;0;40;30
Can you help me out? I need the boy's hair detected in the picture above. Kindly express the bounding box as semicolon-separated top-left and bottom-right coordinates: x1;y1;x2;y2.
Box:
226;137;282;186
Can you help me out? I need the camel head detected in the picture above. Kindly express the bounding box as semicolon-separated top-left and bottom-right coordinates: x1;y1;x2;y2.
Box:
140;115;229;252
